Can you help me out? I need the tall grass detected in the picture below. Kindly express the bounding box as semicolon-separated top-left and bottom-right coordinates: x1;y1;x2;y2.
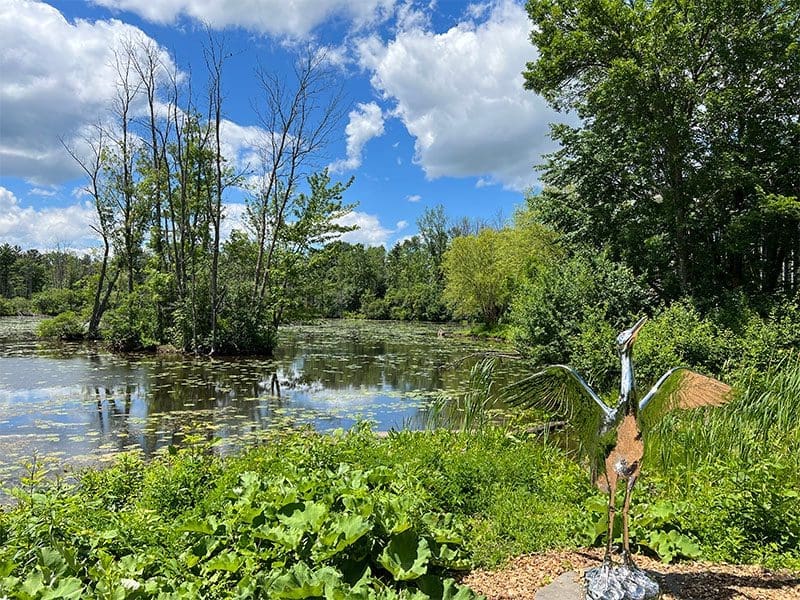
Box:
646;354;800;474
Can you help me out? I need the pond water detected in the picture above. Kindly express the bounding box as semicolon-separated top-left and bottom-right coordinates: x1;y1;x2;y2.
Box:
0;317;489;486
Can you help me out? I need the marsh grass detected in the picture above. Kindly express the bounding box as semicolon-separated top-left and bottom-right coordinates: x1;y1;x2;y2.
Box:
646;354;800;473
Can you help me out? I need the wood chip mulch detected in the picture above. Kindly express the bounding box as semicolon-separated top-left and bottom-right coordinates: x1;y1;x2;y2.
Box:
461;548;800;600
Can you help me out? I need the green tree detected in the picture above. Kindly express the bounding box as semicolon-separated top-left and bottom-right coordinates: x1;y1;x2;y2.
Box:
442;213;557;326
508;244;653;390
385;237;449;322
525;0;800;301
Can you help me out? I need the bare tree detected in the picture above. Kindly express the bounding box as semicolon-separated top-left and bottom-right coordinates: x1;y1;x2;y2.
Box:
128;36;170;268
204;31;229;354
248;49;346;314
62;126;120;338
107;45;145;294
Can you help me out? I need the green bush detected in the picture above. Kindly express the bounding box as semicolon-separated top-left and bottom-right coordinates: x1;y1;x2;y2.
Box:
733;302;800;376
510;249;649;391
32;287;83;316
0;296;35;316
362;294;390;320
633;300;737;386
0;297;13;316
103;290;160;351
216;295;278;354
36;311;85;340
0;431;486;599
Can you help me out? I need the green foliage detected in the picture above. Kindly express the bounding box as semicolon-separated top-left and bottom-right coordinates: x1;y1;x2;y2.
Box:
216;298;278;355
31;288;84;316
103;287;161;351
384;238;450;322
510;249;648;390
0;428;592;597
633;301;736;386
35;311;85;341
0;296;34;316
0;297;14;317
524;0;800;303
579;496;701;563
443;216;557;326
734;302;800;376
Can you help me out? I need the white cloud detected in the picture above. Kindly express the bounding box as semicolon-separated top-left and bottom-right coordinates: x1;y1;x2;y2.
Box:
406;194;421;202
221;201;249;240
0;186;99;250
335;211;401;246
29;187;58;197
395;219;408;230
92;0;397;38
0;0;174;185
358;0;572;190
330;102;385;172
219;120;266;176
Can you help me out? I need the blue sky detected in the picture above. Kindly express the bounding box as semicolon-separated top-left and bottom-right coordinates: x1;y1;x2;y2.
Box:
0;0;571;251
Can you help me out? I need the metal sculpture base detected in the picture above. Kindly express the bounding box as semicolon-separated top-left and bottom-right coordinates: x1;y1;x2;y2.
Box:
584;562;660;600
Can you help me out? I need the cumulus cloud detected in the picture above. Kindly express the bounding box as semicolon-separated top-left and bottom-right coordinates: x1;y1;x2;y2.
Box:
335;211;402;246
0;187;99;250
358;0;571;190
406;194;421;202
92;0;397;38
219;120;266;176
0;0;175;184
330;102;385;172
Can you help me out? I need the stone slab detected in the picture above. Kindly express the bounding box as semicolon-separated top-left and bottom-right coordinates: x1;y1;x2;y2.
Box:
535;570;583;600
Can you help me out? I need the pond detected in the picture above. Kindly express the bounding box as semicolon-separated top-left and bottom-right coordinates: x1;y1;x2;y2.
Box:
0;317;491;487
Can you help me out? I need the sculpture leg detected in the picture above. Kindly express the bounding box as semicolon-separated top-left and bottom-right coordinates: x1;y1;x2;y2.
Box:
621;475;637;567
604;476;617;565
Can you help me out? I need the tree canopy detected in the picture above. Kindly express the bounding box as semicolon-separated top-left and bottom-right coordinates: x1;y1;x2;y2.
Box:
525;0;800;301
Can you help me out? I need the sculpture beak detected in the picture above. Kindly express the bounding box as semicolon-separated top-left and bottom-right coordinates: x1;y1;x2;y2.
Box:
630;316;647;341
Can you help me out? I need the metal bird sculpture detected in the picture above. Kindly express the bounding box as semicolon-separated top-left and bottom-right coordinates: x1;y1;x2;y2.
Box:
501;317;732;599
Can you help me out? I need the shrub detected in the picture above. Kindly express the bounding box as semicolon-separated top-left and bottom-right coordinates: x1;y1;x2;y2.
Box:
36;311;85;340
6;296;34;316
510;249;649;390
103;290;160;351
633;300;737;385
733;302;800;376
32;287;83;316
0;297;13;316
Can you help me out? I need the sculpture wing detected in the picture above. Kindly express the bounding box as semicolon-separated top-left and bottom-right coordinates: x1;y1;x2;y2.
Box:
638;367;733;430
500;364;613;448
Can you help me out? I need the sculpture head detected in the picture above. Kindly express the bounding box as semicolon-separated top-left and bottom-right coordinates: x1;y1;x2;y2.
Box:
616;316;647;353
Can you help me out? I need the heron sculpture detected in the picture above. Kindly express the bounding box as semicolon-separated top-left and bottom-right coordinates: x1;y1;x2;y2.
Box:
502;317;732;599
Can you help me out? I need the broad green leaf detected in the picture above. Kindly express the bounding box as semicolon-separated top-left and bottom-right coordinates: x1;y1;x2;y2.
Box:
0;559;15;578
179;518;216;535
279;501;328;533
314;514;372;561
418;575;484;600
378;531;431;581
205;551;243;572
269;562;341;599
256;525;304;549
41;577;84;600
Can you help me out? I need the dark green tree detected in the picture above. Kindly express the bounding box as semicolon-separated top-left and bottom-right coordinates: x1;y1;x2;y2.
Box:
525;0;800;301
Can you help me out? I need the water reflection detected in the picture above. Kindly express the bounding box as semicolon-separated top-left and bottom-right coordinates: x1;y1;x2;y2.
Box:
0;320;485;484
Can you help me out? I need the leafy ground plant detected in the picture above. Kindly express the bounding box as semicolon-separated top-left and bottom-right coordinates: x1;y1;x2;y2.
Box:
0;431;484;599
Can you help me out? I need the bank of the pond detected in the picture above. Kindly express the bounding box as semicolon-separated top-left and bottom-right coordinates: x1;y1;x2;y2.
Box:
1;427;799;599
